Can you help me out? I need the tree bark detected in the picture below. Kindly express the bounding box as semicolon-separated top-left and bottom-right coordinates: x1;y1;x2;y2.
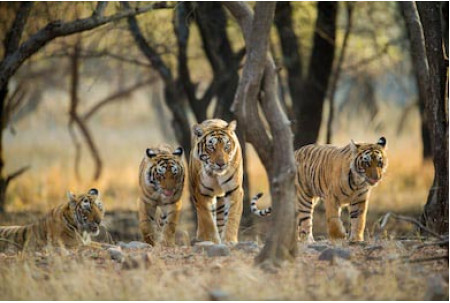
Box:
293;2;337;148
224;1;298;267
401;2;449;234
417;2;449;234
399;2;433;160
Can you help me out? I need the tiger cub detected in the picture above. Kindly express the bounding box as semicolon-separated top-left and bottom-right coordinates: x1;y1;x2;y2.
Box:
189;119;247;244
295;137;388;242
138;144;184;246
0;188;105;252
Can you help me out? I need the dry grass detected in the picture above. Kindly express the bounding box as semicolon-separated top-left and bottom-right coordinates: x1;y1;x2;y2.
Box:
0;241;447;300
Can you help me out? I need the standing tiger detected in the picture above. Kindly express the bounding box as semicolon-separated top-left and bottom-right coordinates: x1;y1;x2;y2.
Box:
189;119;246;244
295;137;388;242
138;144;185;246
0;188;105;252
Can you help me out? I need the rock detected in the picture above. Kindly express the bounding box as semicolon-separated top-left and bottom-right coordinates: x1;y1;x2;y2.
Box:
307;244;329;252
118;241;152;250
206;244;230;257
122;256;140;270
233;241;259;253
425;274;448;300
193;243;230;257
108;247;124;262
318;248;351;263
208;289;230;301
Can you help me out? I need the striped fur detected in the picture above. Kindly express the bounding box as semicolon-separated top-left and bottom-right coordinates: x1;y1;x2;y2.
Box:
296;137;388;242
0;188;104;252
138;144;185;246
250;193;272;217
189;119;243;244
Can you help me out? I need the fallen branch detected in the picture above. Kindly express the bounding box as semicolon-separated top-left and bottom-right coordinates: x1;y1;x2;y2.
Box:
378;212;446;240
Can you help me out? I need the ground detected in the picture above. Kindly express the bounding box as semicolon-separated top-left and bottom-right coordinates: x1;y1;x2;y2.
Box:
0;238;447;300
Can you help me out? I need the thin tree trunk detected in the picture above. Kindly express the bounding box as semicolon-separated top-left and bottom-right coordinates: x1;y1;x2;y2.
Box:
293;2;337;148
326;3;353;144
224;1;298;267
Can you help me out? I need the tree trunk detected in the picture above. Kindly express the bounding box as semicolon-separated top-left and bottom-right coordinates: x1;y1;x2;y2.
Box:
401;2;448;234
224;1;298;267
293;2;337;148
400;2;433;160
417;2;449;234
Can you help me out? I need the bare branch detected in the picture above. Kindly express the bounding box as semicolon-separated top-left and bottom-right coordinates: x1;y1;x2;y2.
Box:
93;2;108;17
3;2;33;57
5;165;30;185
83;77;155;120
0;3;161;89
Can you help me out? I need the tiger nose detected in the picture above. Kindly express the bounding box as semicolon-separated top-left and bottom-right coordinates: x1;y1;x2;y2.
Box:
216;159;226;168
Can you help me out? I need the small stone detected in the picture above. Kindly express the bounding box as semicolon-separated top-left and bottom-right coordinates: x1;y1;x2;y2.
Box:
233;241;259;253
209;289;230;301
318;248;351;262
108;247;124;262
425;274;448;300
118;241;152;250
307;244;329;252
205;244;230;257
122;256;140;270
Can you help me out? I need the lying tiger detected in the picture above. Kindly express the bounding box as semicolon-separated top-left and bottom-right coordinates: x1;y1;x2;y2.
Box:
190;119;251;244
0;188;105;252
251;137;388;242
138;144;184;246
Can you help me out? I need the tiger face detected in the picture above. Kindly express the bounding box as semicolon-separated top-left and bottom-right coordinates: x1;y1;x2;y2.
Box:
67;188;104;236
350;137;388;186
193;120;238;175
145;146;184;198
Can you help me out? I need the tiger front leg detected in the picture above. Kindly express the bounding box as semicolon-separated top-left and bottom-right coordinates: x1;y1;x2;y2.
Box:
160;200;182;247
194;194;221;243
138;199;159;246
349;198;369;242
223;187;243;244
325;199;346;240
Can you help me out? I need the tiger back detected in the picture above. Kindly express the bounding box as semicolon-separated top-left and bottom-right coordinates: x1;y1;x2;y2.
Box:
0;188;105;252
295;137;388;242
189;119;245;244
137;144;184;246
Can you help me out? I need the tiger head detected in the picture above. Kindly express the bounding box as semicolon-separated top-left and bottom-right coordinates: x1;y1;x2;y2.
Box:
67;188;104;236
193;119;239;175
144;145;184;198
350;137;388;186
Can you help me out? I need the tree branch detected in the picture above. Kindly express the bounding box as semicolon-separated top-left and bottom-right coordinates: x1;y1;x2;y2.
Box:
3;2;33;57
0;3;161;89
5;165;30;185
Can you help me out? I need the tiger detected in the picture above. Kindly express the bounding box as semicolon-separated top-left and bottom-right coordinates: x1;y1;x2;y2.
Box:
0;188;105;252
138;144;185;246
295;137;388;242
189;119;247;244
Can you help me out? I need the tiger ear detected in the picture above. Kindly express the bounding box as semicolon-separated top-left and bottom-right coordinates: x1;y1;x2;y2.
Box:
193;124;203;137
377;137;387;150
146;148;157;158
350;139;360;153
67;191;76;207
173;146;183;157
227;120;237;132
88;188;99;197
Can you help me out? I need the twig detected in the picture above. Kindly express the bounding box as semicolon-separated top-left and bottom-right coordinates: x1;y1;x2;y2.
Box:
407;255;448;263
6;165;30;185
378;212;445;240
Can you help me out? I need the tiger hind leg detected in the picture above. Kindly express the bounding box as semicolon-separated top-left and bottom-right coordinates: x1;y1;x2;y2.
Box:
297;195;316;243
